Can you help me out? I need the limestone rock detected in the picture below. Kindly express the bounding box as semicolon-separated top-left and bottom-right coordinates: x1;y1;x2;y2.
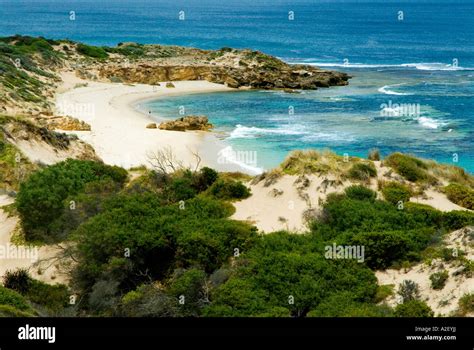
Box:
159;116;213;132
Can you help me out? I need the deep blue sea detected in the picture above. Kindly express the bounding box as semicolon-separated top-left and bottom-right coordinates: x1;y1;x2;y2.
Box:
1;0;473;172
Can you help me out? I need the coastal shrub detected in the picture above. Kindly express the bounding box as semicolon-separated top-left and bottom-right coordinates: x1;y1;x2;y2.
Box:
3;269;69;313
167;268;207;316
441;210;474;230
444;183;474;210
394;300;434;317
429;270;449;290
71;194;256;300
16;159;128;241
385;153;428;182
193;167;219;192
349;231;412;269
119;284;180;317
76;43;108;59
382;181;412;205
344;185;377;201
0;286;32;311
368;149;380;161
375;284;394;303
208;178;251;200
2;268;31;294
307;292;393;317
457;293;474;316
397;280;420;302
347;162;377;180
0;304;35;317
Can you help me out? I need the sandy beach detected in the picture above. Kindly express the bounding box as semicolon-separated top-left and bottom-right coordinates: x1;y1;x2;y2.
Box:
56;73;256;173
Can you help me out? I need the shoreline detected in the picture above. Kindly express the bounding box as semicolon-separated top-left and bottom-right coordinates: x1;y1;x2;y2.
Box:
56;73;261;174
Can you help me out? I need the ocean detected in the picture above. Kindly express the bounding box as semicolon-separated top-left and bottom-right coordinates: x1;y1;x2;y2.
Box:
1;0;473;172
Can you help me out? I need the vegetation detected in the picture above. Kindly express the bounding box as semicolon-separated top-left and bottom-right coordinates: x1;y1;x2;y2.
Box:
394;300;434;317
457;293;474;316
381;181;412;205
76;43;109;59
368;148;380;161
385;153;429;182
344;185;377;202
347;162;377;180
429;270;449;290
444;183;474;209
16;159;128;241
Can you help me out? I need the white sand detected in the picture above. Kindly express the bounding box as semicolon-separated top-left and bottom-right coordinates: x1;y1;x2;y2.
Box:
56;73;252;172
0;195;67;284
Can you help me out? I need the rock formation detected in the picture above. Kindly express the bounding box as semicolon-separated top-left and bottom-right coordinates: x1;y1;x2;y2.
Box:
158;116;213;132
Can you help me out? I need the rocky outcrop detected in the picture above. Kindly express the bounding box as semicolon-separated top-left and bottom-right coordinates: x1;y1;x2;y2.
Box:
146;123;157;129
98;63;350;90
158;116;213;132
45;116;91;131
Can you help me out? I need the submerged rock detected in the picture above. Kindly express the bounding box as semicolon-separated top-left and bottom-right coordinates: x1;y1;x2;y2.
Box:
158;116;213;132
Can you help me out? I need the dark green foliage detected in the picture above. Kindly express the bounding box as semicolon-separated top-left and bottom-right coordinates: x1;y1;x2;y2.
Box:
444;183;474;209
458;293;474;316
2;269;69;314
441;210;474;230
76;44;108;59
2;269;31;294
16;159;128;241
167;268;207;316
394;300;434;317
347;162;377;180
350;231;410;269
385;153;428;182
25;280;69;313
119;284;181;317
344;185;376;201
307;292;393;317
71;193;257;306
429;270;449;290
0;286;32;311
382;181;412;204
397;280;420;302
208;178;251;200
205;232;378;317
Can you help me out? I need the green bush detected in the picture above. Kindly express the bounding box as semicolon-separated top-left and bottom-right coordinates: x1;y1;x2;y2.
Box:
429;270;449;290
385;153;428;182
444;183;474;210
0;304;35;317
344;185;377;201
76;44;108;59
397;280;420;302
2;268;32;294
382;181;412;205
457;293;474;316
208;179;251;200
308;292;393;317
347;162;377;180
71;194;257;303
394;300;434;317
26;280;69;313
16;159;128;241
441;210;474;230
0;286;32;311
368;149;380;161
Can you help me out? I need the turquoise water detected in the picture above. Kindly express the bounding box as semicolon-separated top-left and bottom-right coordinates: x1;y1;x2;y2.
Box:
1;0;473;171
